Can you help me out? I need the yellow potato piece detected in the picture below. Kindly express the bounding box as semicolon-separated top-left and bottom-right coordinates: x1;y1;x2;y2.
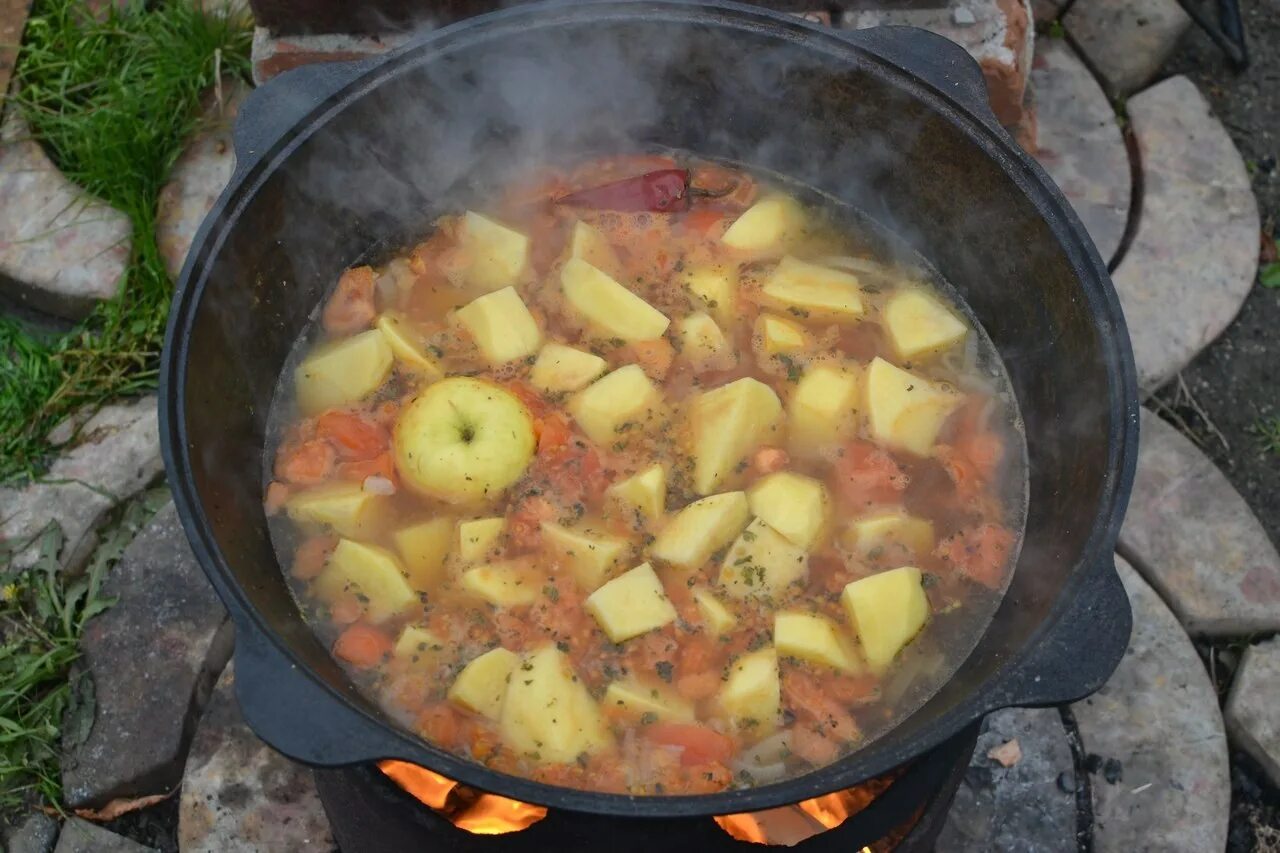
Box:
718;647;780;734
568;364;663;446
540;522;632;591
584;562;677;643
313;539;416;624
755;313;808;355
649;491;750;570
459;211;529;292
457;517;505;564
448;647;519;720
719;518;809;599
529;342;607;394
561;257;669;341
461;562;539;608
747;471;830;551
605;464;666;525
604;678;695;723
683;265;735;326
721;196;804;254
884;289;969;360
393;625;446;667
392;517;453;589
788;364;861;457
844;511;935;558
865;357;962;456
376;312;443;379
678;312;731;368
294;329;393;415
775;611;860;673
569;221;622;278
761;256;864;323
841;566;930;673
286;482;386;539
455;286;542;365
687;377;783;495
500;646;612;763
693;588;737;636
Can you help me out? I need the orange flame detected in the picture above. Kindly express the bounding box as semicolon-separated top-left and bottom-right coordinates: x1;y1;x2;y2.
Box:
378;761;548;835
715;786;884;845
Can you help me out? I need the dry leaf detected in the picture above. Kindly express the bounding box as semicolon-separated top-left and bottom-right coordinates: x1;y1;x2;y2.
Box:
987;738;1022;767
75;791;172;821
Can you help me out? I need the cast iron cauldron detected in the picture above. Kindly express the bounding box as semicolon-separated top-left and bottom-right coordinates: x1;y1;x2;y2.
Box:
160;0;1139;818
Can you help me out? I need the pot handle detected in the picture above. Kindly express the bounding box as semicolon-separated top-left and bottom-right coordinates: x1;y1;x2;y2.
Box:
834;24;1003;132
986;556;1133;709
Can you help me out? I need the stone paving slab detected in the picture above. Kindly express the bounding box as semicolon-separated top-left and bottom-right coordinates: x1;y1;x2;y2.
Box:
179;664;336;852
1119;408;1280;636
0;109;131;319
0;0;33;104
1225;636;1280;786
1030;37;1130;263
841;0;1034;127
935;707;1078;852
1071;556;1230;853
3;812;59;853
61;502;232;809
156;80;248;281
251;27;410;85
52;818;155;853
0;395;163;572
1062;0;1191;96
1111;75;1259;394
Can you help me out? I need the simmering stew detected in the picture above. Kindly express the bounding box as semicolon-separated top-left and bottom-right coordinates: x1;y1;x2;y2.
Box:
264;154;1026;794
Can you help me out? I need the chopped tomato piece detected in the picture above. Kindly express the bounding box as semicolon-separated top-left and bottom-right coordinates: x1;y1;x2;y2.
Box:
507;494;557;551
645;722;736;767
315;410;388;460
336;452;398;486
417;703;463;750
626;338;675;382
333;623;394;668
275;439;336;486
322;265;377;334
292;535;338;581
832;440;908;508
675;671;720;702
536;412;573;456
682;207;727;236
752;446;789;475
936;523;1014;589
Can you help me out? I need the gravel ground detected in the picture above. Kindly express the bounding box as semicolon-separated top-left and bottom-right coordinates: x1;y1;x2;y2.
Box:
1154;0;1280;550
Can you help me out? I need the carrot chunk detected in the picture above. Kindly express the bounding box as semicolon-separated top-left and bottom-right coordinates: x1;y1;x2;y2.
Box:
333;623;394;668
322;266;377;334
315;410;389;460
275;439;336;485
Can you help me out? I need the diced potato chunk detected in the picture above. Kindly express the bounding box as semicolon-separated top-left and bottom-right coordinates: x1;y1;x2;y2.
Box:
529;342;607;394
788;364;861;456
865;357;962;456
457;517;504;564
604;678;695;723
455;286;542;365
747;472;829;550
719;647;781;734
392;517;453;588
678;312;731;368
584;563;677;643
721;196;804;254
605;464;666;525
683;266;735;326
376;312;443;379
761;256;864;323
459;211;529;292
841;566;930;673
687;377;783;495
755;313;808;355
561;258;669;341
448;647;519;720
286;482;386;539
775;611;860;673
884;289;968;360
649;491;750;570
540;522;631;591
569;221;622;278
568;364;662;446
461;562;538;608
393;625;446;666
313;539;415;624
844;511;935;558
294;329;393;415
500;646;612;763
719;519;809;599
693;588;737;636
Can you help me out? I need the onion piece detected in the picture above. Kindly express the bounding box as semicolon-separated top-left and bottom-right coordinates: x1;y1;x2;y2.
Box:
362;475;396;495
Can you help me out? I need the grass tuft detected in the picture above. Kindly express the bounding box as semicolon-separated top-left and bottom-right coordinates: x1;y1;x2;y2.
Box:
0;0;252;482
1251;416;1280;457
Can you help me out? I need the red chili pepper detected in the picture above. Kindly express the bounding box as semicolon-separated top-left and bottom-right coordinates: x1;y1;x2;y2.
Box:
556;169;692;212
